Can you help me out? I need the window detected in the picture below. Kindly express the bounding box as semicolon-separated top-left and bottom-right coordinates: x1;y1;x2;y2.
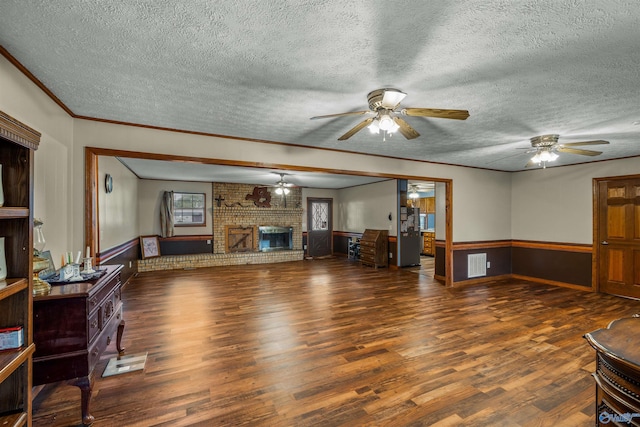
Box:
173;192;206;226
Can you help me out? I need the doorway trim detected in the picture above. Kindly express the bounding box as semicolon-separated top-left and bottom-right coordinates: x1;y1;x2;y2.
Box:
307;197;333;258
84;147;453;285
592;173;640;293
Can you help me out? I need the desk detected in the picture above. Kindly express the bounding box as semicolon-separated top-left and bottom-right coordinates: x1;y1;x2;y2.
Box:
33;264;125;425
584;315;640;426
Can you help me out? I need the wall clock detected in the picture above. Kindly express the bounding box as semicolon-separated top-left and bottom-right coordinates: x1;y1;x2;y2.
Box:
105;174;113;193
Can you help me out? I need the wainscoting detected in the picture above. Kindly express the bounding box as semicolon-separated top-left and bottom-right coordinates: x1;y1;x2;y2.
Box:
159;235;212;255
452;240;593;290
101;233;594;290
333;233;594;290
96;238;139;285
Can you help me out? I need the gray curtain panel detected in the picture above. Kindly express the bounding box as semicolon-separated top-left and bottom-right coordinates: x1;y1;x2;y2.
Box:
160;191;174;238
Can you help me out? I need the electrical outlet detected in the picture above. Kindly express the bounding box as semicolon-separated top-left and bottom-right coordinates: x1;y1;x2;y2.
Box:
487;261;491;268
389;252;393;258
304;244;307;250
207;239;211;244
129;261;132;268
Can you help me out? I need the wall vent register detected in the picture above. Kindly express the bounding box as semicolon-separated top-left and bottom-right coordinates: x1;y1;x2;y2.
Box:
468;253;487;278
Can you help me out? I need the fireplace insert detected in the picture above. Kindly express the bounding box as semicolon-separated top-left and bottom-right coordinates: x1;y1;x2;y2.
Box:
258;226;293;252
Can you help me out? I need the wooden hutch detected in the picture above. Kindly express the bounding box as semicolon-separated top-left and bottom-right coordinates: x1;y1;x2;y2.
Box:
0;111;39;426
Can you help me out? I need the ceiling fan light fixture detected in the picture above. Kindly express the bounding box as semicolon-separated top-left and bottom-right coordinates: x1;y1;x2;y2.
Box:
275;186;290;195
275;187;283;195
378;113;394;131
408;185;419;199
538;150;552;162
531;152;542;164
368;120;380;134
531;148;559;168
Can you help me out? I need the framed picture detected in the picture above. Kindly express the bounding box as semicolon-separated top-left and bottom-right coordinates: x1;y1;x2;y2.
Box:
140;235;161;259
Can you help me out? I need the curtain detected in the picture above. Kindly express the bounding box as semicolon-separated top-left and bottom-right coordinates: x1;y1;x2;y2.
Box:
160;191;174;238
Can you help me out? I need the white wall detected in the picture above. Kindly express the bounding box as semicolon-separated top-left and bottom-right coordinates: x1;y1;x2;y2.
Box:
0;55;74;264
451;169;512;242
137;180;212;236
98;156;139;251
511;157;640;244
71;119;513;245
336;180;397;235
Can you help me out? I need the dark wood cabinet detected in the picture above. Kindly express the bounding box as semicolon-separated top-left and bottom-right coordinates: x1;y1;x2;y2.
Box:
359;229;388;268
0;111;39;427
584;315;640;426
422;231;435;256
33;264;124;425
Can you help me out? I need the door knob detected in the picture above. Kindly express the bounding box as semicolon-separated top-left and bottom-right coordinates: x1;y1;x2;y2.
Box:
601;241;609;245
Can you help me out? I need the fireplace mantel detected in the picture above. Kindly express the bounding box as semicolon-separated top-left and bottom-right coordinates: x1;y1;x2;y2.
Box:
218;207;303;213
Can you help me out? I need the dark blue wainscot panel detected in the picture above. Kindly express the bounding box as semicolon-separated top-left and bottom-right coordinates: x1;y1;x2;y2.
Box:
159;235;213;255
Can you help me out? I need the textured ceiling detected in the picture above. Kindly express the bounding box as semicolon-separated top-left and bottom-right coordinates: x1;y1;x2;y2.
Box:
1;0;640;176
118;157;389;189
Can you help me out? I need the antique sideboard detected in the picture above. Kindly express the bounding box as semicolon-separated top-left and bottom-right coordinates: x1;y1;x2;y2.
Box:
584;315;640;426
33;264;125;425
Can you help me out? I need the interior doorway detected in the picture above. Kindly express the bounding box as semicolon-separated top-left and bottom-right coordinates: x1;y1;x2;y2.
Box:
407;180;437;257
595;176;640;298
85;147;454;286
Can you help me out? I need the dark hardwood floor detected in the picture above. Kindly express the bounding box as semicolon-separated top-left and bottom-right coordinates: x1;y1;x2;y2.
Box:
32;257;640;426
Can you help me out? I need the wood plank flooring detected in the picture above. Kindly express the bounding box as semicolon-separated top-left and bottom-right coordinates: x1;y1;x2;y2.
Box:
32;257;640;426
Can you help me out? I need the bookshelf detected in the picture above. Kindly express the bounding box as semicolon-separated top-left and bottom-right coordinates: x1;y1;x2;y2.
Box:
0;111;40;426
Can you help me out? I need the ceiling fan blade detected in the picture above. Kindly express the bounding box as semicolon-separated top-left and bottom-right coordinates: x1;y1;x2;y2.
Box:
525;159;538;168
560;140;609;146
310;111;371;120
338;117;374;141
401;108;470;120
557;147;603;156
392;117;420;140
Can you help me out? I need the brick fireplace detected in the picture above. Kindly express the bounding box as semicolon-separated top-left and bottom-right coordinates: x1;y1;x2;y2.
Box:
138;182;304;272
212;182;304;262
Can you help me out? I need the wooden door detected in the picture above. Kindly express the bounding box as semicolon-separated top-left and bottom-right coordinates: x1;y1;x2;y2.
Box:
307;198;332;258
598;178;640;298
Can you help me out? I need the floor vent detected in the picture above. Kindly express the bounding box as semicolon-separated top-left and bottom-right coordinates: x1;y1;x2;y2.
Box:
468;253;487;278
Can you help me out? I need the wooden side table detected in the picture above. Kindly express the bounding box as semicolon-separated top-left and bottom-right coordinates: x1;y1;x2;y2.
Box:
584;315;640;426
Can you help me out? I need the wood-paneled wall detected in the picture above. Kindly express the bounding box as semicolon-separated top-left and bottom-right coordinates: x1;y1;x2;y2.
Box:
96;237;139;285
159;235;213;255
333;234;594;290
101;231;595;291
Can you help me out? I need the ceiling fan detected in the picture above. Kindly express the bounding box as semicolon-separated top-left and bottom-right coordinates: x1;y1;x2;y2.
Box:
310;88;470;141
408;184;420;199
523;134;609;168
271;172;293;195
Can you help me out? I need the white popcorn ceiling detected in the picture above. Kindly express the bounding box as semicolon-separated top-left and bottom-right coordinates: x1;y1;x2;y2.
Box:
1;0;640;176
